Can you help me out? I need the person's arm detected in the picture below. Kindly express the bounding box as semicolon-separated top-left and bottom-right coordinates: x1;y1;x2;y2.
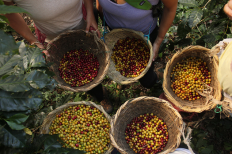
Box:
152;0;178;61
83;0;100;37
3;2;44;49
224;0;232;20
96;0;103;20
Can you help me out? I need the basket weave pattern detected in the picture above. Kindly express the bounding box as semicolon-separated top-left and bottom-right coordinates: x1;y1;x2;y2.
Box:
46;30;110;92
40;101;114;154
105;29;154;85
110;96;183;154
163;46;222;113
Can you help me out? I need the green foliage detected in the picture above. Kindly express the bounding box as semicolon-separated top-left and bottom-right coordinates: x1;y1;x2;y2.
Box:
163;0;231;51
0;9;57;151
191;115;232;153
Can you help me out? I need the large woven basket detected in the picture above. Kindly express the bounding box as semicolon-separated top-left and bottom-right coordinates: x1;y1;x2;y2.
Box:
163;46;222;113
110;96;183;154
40;101;114;154
105;29;154;85
46;30;110;92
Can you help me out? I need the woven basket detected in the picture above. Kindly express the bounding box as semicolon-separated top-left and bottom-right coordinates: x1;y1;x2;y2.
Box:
40;101;114;154
110;96;183;154
105;29;154;85
163;46;222;113
46;30;110;92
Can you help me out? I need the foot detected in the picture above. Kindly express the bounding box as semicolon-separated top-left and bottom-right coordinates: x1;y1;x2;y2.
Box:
100;87;113;114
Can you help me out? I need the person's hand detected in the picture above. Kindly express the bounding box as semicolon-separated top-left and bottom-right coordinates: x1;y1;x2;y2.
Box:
152;37;163;61
224;0;232;20
152;43;160;61
86;13;101;37
33;42;50;57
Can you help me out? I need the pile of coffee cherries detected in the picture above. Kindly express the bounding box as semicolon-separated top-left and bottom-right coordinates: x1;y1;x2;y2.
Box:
49;105;111;154
125;113;168;154
111;37;150;78
59;49;99;87
171;57;211;100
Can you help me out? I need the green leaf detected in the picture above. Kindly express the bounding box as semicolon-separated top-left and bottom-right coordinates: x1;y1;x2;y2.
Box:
178;0;198;7
188;8;203;28
6;113;29;124
212;4;224;14
0;74;31;92
0;55;22;76
0;5;29;14
25;70;51;89
0;29;19;55
0;122;27;148
0;0;4;5
125;0;152;10
177;22;191;38
5;121;25;130
0;15;9;23
44;79;57;91
196;138;207;149
201;34;216;43
176;38;192;47
224;142;232;150
201;145;213;154
227;34;232;38
0;89;43;112
26;47;46;68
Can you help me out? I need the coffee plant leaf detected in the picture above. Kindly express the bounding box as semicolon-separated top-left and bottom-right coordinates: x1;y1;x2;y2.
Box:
0;5;29;14
1;111;27;119
0;30;19;56
26;47;46;68
212;4;224;14
0;122;27;148
201;34;216;43
25;70;51;89
0;55;22;76
0;89;43;112
176;38;192;47
178;0;198;7
188;8;203;28
177;22;191;38
0;15;9;23
201;145;213;154
227;34;232;38
0;74;31;92
196;138;207;149
5;120;26;130
44;79;57;91
6;113;29;124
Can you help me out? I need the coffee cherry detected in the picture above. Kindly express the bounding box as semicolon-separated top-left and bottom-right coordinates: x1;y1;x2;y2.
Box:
49;105;111;154
59;49;99;87
170;57;211;100
111;37;150;78
125;113;168;154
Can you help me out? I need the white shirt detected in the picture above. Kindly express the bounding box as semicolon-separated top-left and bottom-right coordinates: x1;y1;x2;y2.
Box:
4;0;84;39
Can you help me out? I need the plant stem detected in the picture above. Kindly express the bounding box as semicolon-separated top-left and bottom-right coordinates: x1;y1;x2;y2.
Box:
202;0;211;10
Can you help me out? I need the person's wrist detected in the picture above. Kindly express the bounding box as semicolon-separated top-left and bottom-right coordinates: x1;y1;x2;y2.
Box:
31;41;42;45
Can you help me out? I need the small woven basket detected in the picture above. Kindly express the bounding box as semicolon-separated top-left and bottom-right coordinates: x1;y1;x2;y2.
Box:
163;46;222;113
105;29;154;85
110;96;183;154
46;30;110;92
40;101;114;154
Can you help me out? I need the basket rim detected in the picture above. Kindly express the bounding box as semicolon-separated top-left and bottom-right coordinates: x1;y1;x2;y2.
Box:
40;101;114;154
105;28;154;85
110;96;183;154
46;30;110;92
162;45;222;113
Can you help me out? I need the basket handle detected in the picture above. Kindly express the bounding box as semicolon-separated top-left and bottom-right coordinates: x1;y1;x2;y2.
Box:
178;123;195;154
